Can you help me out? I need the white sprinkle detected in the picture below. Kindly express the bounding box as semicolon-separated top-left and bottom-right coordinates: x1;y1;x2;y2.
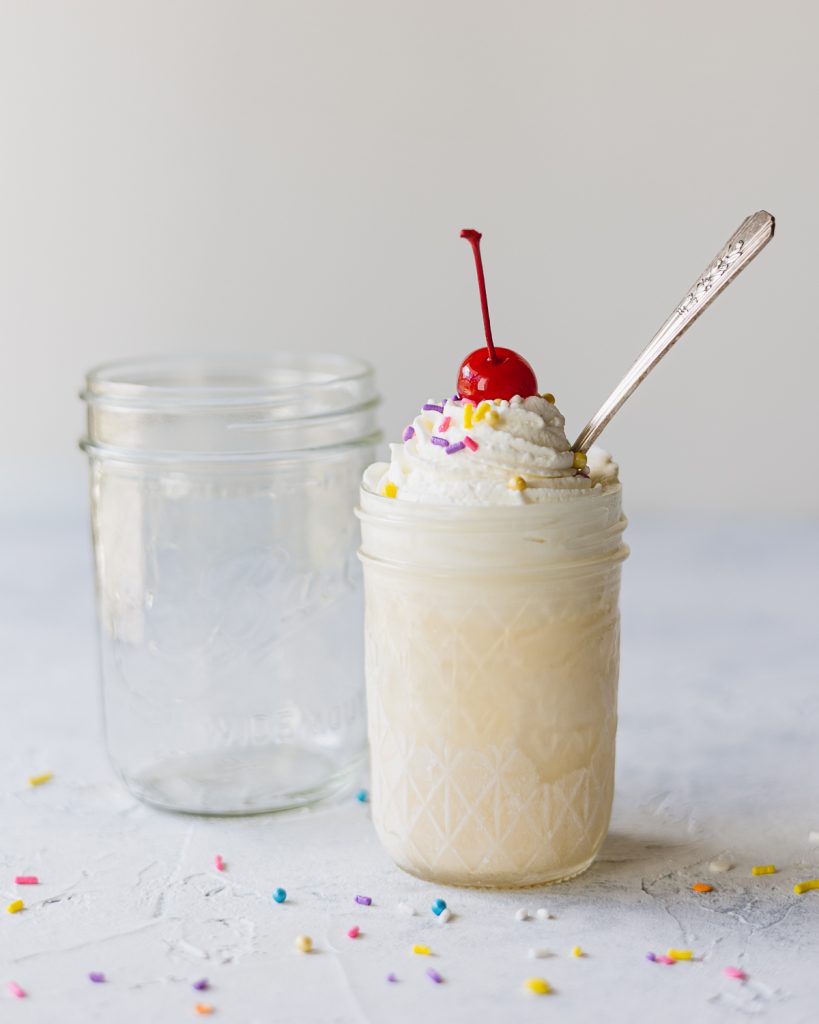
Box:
515;908;530;922
437;907;451;923
709;855;734;873
527;947;552;959
535;908;552;920
809;831;819;845
396;900;416;916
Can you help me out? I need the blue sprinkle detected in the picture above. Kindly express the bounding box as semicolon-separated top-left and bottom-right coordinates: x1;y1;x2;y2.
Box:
272;888;287;903
431;898;447;916
356;789;368;803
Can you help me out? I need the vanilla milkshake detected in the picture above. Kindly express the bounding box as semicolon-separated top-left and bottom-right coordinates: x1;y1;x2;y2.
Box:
358;394;627;886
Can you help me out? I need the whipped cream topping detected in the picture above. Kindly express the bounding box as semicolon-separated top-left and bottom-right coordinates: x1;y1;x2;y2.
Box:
366;394;618;506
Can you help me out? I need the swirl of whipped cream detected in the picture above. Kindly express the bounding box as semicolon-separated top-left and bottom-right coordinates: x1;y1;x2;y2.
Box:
366;394;618;506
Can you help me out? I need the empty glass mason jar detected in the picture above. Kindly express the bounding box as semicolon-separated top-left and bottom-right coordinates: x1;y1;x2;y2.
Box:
81;354;380;814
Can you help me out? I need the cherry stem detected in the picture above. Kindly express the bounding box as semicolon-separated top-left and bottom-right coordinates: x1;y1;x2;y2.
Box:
460;229;498;363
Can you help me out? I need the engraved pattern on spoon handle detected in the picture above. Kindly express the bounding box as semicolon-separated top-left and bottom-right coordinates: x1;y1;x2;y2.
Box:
572;211;775;453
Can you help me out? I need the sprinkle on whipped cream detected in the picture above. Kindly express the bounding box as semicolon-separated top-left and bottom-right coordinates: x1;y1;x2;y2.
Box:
369;394;618;506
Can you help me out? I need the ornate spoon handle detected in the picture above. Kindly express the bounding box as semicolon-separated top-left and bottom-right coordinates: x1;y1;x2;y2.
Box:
572;210;775;453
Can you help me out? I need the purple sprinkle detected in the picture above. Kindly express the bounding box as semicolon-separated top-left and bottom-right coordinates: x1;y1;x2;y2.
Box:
452;393;461;401
645;953;656;962
386;973;398;983
445;442;466;455
423;403;445;413
88;972;106;984
355;894;372;906
193;979;209;991
402;425;415;442
430;436;448;447
426;968;443;984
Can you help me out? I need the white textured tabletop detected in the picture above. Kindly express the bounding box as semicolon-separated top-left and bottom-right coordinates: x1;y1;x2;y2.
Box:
2;505;818;1023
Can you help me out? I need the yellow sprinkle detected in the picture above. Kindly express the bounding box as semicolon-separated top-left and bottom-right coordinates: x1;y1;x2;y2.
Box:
7;900;24;914
487;411;500;427
463;403;473;429
542;392;555;403
294;934;312;953
381;482;398;499
667;949;693;960
412;944;431;955
524;977;551;994
572;451;587;470
29;772;53;786
571;946;583;958
752;865;777;875
794;879;819;894
473;402;491;423
508;476;527;492
493;398;503;406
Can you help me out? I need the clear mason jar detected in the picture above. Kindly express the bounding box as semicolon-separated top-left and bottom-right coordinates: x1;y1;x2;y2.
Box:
81;354;380;815
358;481;628;886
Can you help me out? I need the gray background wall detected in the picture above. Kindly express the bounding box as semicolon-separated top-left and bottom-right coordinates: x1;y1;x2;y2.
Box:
1;0;814;514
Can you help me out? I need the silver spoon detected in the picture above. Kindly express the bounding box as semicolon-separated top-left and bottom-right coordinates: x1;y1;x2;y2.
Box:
572;210;775;453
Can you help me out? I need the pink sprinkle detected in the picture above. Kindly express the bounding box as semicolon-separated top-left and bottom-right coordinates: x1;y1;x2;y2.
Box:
14;876;38;885
8;981;25;999
347;926;360;939
402;426;415;442
214;855;225;872
431;436;448;447
426;967;443;984
724;966;747;980
463;436;478;452
438;416;451;432
445;442;465;455
657;956;675;965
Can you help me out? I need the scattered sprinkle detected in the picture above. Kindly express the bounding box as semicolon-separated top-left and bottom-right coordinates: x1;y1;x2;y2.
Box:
646;952;657;962
794;879;819;894
28;772;53;786
438;416;451;432
381;482;398;499
88;972;106;983
192;979;209;991
535;908;551;920
724;966;747;980
572;451;587;470
355;789;368;803
396;901;416;916
423;403;445;413
667;949;693;960
7;900;23;914
752;865;776;875
692;882;713;893
438;907;451;923
463;435;478;451
657;955;676;965
402;426;415;442
528;948;552;959
295;935;313;953
386;973;398;983
426;968;443;984
347;925;360;939
571;946;583;958
14;876;38;885
473;402;490;423
709;855;734;873
7;981;25;999
431;436;448;447
445;442;466;455
412;945;431;956
194;1004;214;1015
463;404;474;428
355;895;372;906
272;888;287;904
515;908;530;922
524;977;551;995
508;476;527;491
487;410;500;427
542;393;555;403
451;394;461;402
214;855;225;872
431;898;447;916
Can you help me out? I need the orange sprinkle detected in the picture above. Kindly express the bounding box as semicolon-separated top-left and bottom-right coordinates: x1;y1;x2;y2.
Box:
692;883;713;893
194;1004;214;1016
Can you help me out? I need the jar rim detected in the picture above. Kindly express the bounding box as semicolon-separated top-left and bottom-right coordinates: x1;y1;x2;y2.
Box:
81;353;376;410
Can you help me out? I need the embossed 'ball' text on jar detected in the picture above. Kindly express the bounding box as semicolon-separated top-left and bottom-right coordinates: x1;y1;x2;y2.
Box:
81;355;380;814
358;482;628;886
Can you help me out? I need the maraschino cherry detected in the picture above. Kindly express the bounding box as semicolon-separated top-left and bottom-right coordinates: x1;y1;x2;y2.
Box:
457;229;538;402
